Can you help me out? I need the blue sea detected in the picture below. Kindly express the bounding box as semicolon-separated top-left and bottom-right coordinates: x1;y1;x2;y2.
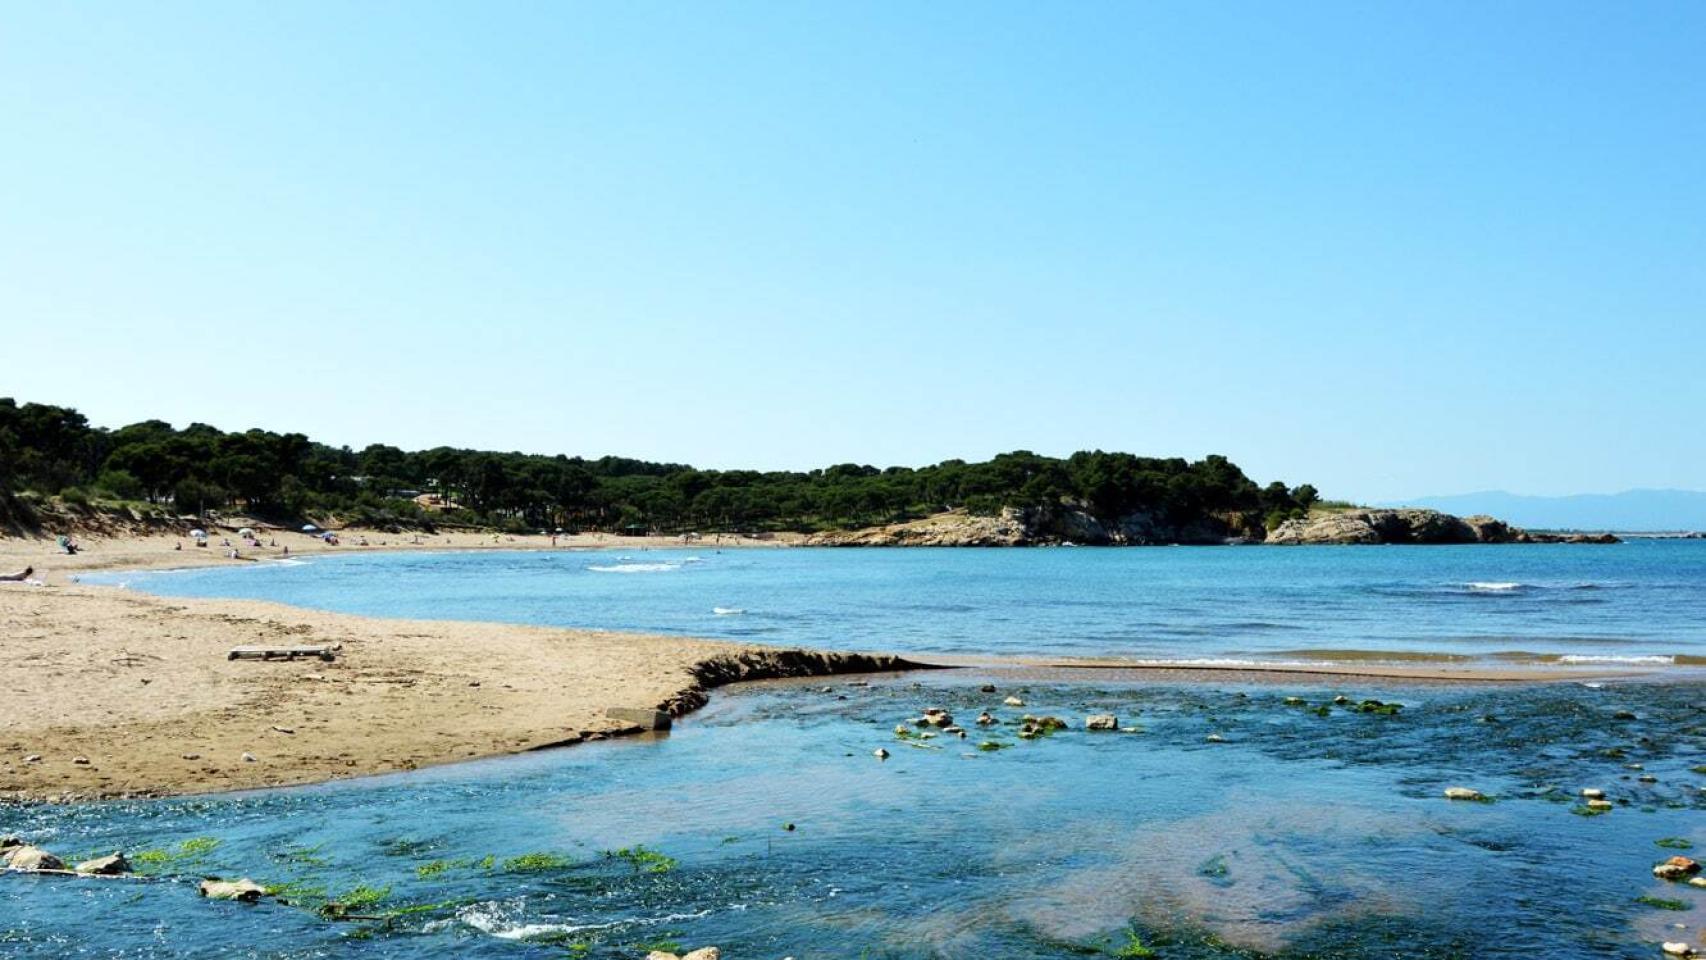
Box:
8;542;1705;958
88;539;1706;666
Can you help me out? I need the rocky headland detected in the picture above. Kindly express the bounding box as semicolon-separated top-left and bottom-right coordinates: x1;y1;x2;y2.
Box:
807;506;1620;547
1266;509;1620;545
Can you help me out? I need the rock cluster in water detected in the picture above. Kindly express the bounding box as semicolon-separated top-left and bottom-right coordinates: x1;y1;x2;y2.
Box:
2;836;133;876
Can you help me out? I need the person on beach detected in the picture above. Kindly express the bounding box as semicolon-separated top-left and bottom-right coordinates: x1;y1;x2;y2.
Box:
0;566;34;582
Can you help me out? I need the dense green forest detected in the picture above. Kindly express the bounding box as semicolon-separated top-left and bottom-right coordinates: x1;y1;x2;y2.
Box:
0;397;1319;536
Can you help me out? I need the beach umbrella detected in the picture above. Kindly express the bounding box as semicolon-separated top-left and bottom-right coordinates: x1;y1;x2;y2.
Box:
238;527;256;538
301;524;319;533
190;529;207;539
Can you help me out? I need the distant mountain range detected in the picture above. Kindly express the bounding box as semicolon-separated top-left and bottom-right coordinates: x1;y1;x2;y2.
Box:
1386;489;1706;532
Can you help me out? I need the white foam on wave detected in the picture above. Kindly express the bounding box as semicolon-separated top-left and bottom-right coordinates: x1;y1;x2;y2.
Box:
1557;654;1675;665
1128;657;1327;669
587;562;680;574
712;606;745;615
449;899;710;940
268;557;310;566
1465;581;1525;592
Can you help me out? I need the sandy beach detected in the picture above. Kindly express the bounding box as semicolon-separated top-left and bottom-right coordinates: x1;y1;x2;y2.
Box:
0;530;1666;803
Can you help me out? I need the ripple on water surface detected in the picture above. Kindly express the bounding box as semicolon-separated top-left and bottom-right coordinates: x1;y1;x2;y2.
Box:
5;676;1705;958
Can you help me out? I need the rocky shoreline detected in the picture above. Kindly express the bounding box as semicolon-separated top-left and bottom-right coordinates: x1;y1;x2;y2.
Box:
1266;509;1621;546
807;506;1621;547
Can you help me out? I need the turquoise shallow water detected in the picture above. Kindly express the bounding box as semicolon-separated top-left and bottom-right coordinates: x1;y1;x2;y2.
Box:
5;675;1705;958
88;540;1706;665
12;544;1706;957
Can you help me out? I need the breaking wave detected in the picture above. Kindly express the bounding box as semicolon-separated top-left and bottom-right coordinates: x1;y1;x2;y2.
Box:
587;562;680;574
1555;654;1675;665
450;898;711;940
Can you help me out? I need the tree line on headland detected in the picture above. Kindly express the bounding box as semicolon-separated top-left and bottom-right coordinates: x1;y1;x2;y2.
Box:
0;397;1319;537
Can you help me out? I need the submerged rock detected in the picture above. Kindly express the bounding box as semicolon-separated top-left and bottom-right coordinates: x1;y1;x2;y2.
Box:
1654;856;1701;881
682;948;721;960
1586;799;1614;811
873;748;889;760
1580;788;1605;799
1661;943;1694;957
1443;787;1485;801
1085;714;1118;731
1003;696;1025;707
1205;733;1226;743
74;853;130;875
3;845;65;871
975;711;998;726
199;878;267;902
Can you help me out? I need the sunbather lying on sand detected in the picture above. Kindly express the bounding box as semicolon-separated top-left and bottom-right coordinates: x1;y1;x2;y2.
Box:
0;566;36;582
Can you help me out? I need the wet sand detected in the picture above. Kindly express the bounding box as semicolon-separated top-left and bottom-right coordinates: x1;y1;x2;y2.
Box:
0;531;1671;803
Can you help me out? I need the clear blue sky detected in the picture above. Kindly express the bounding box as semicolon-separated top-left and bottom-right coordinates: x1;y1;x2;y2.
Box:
2;3;1701;502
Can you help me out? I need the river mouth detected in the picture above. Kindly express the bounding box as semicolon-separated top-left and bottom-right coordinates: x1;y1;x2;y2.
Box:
7;673;1704;958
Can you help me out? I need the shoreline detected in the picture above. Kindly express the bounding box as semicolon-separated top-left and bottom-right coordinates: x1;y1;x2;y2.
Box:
0;532;1691;804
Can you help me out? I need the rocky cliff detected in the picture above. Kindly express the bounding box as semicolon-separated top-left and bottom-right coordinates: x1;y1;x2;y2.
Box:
808;506;1620;547
805;505;1256;547
1265;509;1619;545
